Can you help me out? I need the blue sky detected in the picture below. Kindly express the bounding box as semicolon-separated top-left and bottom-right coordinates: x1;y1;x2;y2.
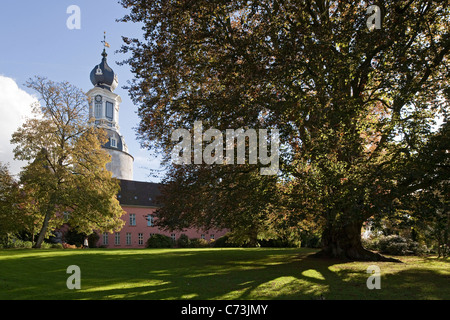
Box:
0;0;163;182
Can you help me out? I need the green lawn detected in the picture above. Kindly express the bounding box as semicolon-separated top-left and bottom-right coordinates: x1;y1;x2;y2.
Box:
0;248;448;300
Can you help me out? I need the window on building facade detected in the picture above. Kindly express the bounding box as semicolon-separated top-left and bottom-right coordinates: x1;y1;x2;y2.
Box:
147;215;154;227
95;102;102;118
103;233;108;245
171;234;176;242
201;234;205;240
126;233;132;245
110;137;117;148
105;101;114;120
211;234;215;240
115;232;120;245
130;214;136;226
138;233;144;245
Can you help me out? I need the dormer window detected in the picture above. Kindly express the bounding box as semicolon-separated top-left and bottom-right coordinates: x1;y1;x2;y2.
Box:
96;65;103;75
110;138;117;148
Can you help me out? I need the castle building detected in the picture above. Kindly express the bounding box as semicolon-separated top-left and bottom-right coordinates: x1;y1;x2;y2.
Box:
86;44;226;248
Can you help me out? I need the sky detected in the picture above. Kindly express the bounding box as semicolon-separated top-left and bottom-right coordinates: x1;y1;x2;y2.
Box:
0;0;163;182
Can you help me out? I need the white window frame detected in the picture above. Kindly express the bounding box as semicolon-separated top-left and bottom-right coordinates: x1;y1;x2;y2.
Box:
114;232;120;246
103;233;109;245
126;233;132;246
147;215;154;227
138;233;144;245
95;102;103;119
105;101;114;120
129;214;136;226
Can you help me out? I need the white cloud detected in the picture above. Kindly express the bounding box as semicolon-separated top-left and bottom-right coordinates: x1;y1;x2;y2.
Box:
0;75;38;177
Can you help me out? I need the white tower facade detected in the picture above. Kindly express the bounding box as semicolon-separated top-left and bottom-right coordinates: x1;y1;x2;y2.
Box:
87;48;134;180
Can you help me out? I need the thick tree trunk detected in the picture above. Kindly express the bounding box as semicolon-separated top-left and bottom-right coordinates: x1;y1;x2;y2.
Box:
33;209;53;249
315;221;400;262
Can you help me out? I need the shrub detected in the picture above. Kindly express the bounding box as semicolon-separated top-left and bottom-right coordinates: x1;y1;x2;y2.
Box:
0;238;67;249
363;235;429;256
146;234;174;248
9;240;33;249
259;238;302;248
213;234;239;248
408;241;428;255
177;234;190;248
189;238;210;248
378;235;408;255
300;234;322;248
51;243;64;249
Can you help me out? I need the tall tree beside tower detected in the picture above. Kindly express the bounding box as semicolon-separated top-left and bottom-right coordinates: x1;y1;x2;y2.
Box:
11;77;125;248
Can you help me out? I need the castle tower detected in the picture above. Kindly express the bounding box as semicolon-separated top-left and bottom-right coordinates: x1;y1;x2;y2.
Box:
87;38;134;180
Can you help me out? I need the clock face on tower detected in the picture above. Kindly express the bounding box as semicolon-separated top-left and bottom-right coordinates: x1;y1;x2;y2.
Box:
95;95;102;102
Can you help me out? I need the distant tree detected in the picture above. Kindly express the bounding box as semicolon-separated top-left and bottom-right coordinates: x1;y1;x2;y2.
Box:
11;77;125;248
120;1;449;260
400;121;449;257
0;162;20;245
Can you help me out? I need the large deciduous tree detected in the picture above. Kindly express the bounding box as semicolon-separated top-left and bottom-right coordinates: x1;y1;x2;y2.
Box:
120;1;449;260
11;77;125;248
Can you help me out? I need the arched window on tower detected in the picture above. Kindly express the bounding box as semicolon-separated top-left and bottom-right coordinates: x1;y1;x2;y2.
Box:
106;101;114;121
95;95;102;119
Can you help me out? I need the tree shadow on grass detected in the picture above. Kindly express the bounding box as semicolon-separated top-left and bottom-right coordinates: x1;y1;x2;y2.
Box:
0;248;448;300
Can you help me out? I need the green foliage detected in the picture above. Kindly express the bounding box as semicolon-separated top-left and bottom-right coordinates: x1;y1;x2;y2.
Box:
10;77;125;248
176;234;190;248
120;0;450;259
212;233;302;248
213;234;238;248
189;238;210;248
0;239;64;249
146;234;174;248
1;239;33;249
362;235;428;256
0;162;25;238
378;235;410;256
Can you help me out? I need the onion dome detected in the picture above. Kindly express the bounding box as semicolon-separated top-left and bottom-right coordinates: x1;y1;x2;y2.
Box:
90;49;118;92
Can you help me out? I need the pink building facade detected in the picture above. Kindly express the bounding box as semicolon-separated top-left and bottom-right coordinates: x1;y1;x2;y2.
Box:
95;180;227;248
